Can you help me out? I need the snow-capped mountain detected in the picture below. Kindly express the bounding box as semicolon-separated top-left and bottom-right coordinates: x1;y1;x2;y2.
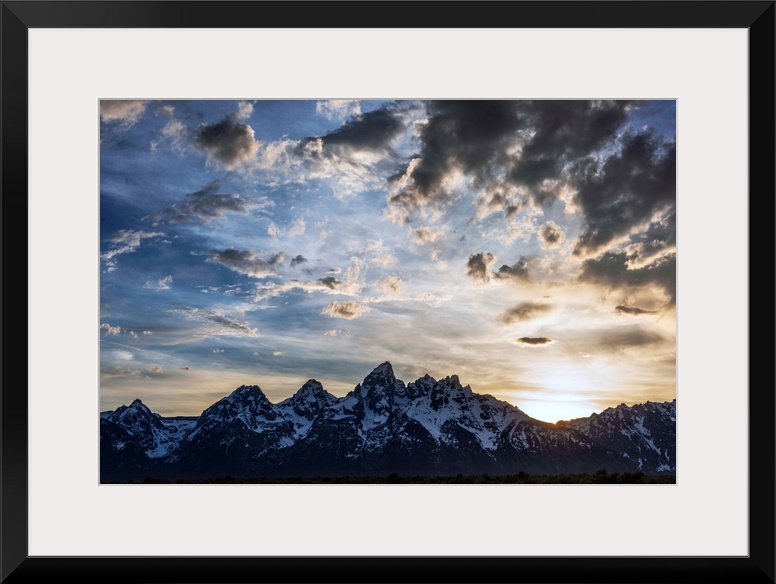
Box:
102;398;193;458
100;362;676;481
557;400;677;473
276;379;338;438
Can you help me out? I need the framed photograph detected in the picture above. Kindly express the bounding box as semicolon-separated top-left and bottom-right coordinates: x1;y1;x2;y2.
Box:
5;1;774;583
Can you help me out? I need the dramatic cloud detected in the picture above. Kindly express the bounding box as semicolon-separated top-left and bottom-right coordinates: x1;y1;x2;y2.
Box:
321;301;371;320
540;221;565;248
316;106;405;151
579;251;676;305
148;366;163;373
494;257;531;281
572;130;676;256
466;252;495;282
144;275;173;291
151;181;270;224
389;101;524;220
100;99;676;423
509;100;633;203
100;100;148;124
515;337;556;346
500;301;552;325
206;248;282;278
176;307;258;336
316;100;361;121
194;116;260;169
615;305;657;315
387;100;637;221
290;255;307;267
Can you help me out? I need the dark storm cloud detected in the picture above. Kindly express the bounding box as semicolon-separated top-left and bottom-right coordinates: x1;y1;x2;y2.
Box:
509;100;634;202
615;305;656;315
390;100;524;219
318;276;341;289
580;251;676;305
151;181;262;224
572;130;676;256
466;252;495;282
194;116;259;169
515;337;555;346
296;105;410;162
389;100;636;220
500;301;552;325
494;257;530;281
319;107;406;151
206;248;281;278
290;255;307;267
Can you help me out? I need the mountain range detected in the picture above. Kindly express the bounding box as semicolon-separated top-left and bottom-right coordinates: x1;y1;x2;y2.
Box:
100;362;676;482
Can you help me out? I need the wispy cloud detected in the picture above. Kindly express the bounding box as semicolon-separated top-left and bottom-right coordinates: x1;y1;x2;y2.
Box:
175;306;258;337
144;275;173;291
101;230;164;271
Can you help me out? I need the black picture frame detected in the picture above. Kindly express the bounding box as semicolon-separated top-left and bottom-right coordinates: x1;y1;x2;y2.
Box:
2;2;773;583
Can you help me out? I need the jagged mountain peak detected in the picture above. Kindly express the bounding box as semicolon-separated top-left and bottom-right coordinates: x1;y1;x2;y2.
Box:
101;365;676;480
439;374;462;388
365;361;395;380
297;379;326;394
110;398;159;423
231;384;266;396
280;379;336;407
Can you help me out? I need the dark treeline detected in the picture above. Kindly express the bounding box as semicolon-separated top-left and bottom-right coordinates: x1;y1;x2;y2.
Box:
106;470;675;485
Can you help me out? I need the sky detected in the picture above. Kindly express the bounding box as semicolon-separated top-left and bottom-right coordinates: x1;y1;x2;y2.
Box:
99;99;676;423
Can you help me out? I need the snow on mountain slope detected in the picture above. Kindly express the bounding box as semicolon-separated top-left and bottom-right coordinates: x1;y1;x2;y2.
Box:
402;374;531;450
558;400;676;472
103;399;187;458
276;379;338;438
99;363;676;479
